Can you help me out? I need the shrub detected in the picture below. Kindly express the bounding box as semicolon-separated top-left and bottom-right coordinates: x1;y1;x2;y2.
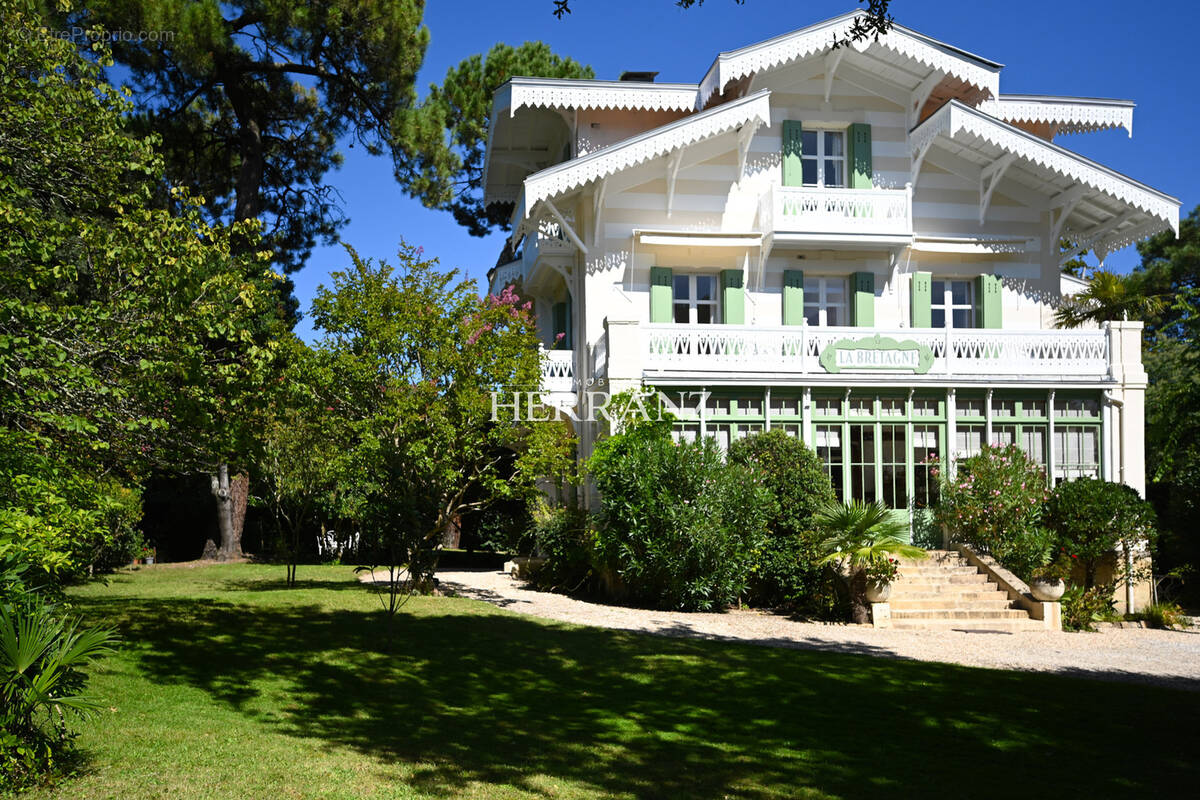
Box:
530;504;596;594
1043;478;1156;588
1139;602;1190;630
1061;583;1119;632
588;426;773;611
727;431;837;608
934;444;1049;577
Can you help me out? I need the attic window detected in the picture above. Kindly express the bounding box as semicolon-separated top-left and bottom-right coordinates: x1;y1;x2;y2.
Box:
619;71;658;82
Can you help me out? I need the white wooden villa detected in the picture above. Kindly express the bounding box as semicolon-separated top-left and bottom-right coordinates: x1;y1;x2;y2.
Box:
484;10;1179;622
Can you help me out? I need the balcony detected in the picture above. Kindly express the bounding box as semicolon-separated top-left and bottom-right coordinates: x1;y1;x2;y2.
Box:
524;222;576;270
540;347;575;394
759;185;912;244
642;324;1111;381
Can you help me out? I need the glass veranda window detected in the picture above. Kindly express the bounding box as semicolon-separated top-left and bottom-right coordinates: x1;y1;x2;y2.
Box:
673;274;718;324
801;129;846;188
803;277;848;326
931;279;974;328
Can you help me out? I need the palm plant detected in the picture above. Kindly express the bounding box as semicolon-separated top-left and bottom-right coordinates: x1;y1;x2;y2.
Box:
1054;269;1165;328
0;598;117;780
816;500;926;623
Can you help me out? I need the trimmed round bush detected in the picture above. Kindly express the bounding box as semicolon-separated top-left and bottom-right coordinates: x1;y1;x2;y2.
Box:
1043;478;1156;587
727;430;837;608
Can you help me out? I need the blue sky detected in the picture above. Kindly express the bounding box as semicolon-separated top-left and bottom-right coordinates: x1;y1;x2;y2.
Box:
295;0;1197;340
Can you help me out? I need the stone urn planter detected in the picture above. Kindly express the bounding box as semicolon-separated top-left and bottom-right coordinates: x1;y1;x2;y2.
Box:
1029;577;1065;602
864;580;892;603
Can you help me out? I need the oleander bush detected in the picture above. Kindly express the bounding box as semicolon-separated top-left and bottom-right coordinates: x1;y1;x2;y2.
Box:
588;425;773;611
529;504;596;594
935;444;1050;577
727;431;837;609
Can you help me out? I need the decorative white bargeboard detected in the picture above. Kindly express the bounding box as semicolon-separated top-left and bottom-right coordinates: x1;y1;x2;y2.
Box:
642;324;1110;378
762;185;912;238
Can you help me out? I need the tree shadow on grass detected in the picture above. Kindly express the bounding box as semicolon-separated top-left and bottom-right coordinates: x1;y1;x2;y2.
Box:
78;586;1200;800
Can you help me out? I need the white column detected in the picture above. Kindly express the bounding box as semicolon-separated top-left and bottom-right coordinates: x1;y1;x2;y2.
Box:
802;387;813;446
946;388;957;479
1047;390;1056;486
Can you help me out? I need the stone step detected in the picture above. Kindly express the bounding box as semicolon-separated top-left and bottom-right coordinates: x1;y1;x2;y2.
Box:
892;608;1032;620
890;618;1045;632
890;597;1014;610
895;573;991;585
899;566;984;577
888;589;1011;601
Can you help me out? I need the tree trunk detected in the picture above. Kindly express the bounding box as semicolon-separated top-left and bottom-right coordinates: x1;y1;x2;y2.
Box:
210;465;248;560
849;568;870;625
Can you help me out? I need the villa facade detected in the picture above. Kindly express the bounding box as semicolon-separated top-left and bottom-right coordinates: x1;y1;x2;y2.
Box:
484;11;1178;550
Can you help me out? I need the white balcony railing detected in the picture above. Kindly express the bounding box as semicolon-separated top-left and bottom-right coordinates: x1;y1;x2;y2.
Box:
524;221;576;268
761;185;912;238
540;347;575;393
643;324;1110;378
492;258;524;291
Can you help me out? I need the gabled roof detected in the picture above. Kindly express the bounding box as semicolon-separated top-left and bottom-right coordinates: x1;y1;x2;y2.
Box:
497;77;700;115
698;10;1002;107
911;100;1178;259
518;89;772;213
979;95;1135;137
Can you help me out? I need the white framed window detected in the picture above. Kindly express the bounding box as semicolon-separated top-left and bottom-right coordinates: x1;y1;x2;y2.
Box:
672;274;719;324
801;129;846;188
803;277;848;326
931;279;974;328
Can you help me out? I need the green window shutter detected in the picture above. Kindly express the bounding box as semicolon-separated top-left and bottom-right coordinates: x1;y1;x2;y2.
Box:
782;269;805;325
847;123;872;189
649;267;673;323
782;120;804;187
721;269;745;325
975;274;1002;329
910;271;932;328
852;271;874;327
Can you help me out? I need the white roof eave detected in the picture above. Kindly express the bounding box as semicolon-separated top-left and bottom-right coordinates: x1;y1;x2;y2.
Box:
506;76;700;115
979;95;1136;137
700;11;1001;106
520;89;773;214
912;100;1179;254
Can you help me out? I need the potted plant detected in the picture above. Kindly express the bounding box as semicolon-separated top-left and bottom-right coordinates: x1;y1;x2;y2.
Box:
816;500;927;623
864;556;900;602
1029;546;1072;602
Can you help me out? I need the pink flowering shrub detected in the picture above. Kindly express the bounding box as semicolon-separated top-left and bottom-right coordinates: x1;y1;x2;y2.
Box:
934;444;1051;578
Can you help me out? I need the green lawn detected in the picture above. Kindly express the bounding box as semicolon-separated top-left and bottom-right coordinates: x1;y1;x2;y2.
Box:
27;564;1199;799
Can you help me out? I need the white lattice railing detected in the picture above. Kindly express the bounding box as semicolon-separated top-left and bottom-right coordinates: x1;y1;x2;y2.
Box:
540;347;575;393
763;185;912;238
524;220;576;268
491;259;524;291
643;324;1110;378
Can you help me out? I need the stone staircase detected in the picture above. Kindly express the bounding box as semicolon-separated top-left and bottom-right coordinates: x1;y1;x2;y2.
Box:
889;550;1044;632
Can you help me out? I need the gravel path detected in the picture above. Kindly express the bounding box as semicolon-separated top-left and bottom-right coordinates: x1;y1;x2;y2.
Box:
416;568;1200;691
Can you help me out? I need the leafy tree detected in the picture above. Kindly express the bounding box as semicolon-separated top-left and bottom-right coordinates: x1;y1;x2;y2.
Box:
393;41;593;236
309;246;551;636
1;2;285;569
259;339;350;587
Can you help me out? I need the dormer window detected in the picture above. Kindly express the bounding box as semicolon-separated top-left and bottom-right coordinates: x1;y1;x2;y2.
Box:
801;129;846;188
